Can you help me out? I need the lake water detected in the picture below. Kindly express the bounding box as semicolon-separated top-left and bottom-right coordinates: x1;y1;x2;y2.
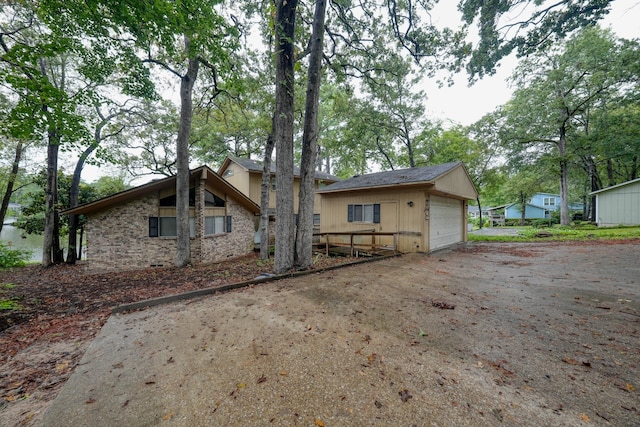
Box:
1;222;42;262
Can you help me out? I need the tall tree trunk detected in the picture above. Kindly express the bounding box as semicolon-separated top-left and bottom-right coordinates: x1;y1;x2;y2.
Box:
66;141;98;264
295;0;327;270
606;159;615;187
43;131;61;267
476;196;483;229
558;124;570;226
260;128;275;260
176;37;199;268
40;57;63;266
0;141;23;234
520;191;526;226
273;0;298;274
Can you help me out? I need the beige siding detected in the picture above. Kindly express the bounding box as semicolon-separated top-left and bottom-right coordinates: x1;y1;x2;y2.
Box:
222;167;251;201
433;165;478;200
248;173;322;214
320;188;426;252
596;181;640;226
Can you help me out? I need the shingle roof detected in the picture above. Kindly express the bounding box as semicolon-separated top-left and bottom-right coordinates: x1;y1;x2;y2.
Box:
62;166;260;216
317;162;461;193
228;157;340;182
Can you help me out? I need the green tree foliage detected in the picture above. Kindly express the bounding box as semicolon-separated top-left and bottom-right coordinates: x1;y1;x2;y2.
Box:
460;0;616;79
499;26;638;225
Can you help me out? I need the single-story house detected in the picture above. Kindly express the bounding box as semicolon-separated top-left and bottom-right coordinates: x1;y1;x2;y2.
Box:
63;166;260;271
317;162;478;253
590;177;640;227
218;156;340;222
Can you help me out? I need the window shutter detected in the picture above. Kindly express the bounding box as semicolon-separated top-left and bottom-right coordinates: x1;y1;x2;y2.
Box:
149;217;159;237
373;204;381;223
348;204;354;222
226;216;232;233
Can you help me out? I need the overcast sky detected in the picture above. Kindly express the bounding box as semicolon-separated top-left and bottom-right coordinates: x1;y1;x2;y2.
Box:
424;0;640;126
81;1;640;182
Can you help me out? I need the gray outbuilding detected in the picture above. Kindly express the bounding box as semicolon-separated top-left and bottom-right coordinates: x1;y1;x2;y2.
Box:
590;177;640;226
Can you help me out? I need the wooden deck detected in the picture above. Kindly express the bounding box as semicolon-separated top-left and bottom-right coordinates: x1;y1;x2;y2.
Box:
314;231;398;258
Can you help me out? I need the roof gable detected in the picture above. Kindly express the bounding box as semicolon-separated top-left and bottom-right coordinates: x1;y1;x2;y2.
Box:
590;177;640;195
219;156;340;182
317;162;465;193
63;166;260;216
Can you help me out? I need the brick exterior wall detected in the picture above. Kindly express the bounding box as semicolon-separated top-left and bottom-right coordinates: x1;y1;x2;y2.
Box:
84;183;257;272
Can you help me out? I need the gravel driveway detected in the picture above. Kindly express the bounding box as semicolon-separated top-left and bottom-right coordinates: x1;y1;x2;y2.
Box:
41;241;640;426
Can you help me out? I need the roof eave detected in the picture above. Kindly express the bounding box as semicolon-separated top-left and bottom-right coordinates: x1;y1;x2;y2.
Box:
318;180;436;194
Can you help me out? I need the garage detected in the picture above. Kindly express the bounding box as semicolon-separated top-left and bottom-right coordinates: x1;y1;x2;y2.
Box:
318;162;478;254
429;195;463;250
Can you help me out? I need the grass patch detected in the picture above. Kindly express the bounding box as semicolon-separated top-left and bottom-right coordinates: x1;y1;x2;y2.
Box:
469;225;640;242
0;297;23;311
1;283;16;291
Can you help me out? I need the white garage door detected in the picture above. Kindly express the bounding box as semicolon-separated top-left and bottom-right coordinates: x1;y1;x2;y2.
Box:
429;195;463;251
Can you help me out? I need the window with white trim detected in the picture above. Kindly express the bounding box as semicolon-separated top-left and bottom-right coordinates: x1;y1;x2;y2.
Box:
543;197;556;207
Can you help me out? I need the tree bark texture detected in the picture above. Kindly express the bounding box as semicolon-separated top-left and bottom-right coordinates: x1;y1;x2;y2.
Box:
273;0;298;274
558;121;570;226
43;134;61;266
176;37;199;268
295;0;327;270
260;128;275;260
66;140;98;264
0;141;23;235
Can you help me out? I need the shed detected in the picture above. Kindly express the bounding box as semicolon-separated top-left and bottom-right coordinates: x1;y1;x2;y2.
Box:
590;178;640;226
317;162;478;253
63;166;260;271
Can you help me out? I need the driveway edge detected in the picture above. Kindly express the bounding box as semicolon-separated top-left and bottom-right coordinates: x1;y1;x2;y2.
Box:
112;253;402;314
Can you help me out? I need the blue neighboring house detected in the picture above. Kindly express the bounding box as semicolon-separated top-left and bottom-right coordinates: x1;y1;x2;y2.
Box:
504;202;547;220
504;193;584;220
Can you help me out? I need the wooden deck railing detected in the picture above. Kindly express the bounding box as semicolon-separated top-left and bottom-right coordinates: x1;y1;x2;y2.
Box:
314;231;398;257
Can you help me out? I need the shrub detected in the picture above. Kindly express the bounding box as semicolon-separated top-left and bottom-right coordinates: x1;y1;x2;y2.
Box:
531;218;552;228
0;242;32;269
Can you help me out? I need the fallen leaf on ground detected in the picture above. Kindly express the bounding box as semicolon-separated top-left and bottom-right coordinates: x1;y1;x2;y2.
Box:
314;418;325;426
580;413;590;422
163;412;174;421
562;357;580;365
55;361;69;372
431;300;455;310
257;375;267;384
399;389;413;402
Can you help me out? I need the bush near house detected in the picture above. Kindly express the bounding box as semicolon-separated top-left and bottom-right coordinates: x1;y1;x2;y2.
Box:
0;243;32;269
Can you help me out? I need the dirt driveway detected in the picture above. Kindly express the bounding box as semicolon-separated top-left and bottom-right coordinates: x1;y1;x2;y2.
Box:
38;241;640;426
